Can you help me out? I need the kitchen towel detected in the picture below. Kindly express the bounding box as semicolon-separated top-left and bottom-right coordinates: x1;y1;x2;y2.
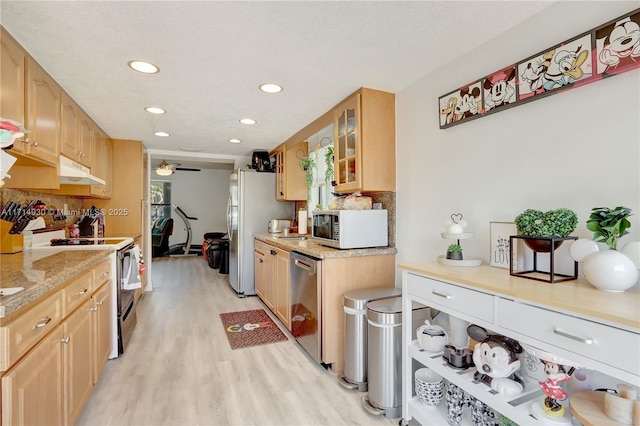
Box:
121;245;142;290
298;210;307;235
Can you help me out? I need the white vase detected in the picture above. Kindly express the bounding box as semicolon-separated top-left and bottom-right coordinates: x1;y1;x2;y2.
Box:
583;250;639;292
621;241;640;269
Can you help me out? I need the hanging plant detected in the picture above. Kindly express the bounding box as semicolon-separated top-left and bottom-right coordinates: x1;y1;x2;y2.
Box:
299;156;316;202
324;146;334;183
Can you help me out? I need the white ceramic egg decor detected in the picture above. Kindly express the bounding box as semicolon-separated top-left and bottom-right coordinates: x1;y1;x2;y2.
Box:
569;239;640;292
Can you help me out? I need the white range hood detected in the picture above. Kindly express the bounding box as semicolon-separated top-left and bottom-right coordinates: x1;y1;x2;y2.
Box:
59;155;105;185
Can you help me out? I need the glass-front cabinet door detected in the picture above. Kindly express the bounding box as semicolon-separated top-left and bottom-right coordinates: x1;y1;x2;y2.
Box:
333;94;361;192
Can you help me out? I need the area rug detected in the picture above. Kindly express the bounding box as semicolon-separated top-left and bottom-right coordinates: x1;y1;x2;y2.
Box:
219;309;288;350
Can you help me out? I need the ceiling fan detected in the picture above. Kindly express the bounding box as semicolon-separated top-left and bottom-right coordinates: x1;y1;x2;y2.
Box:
155;160;201;176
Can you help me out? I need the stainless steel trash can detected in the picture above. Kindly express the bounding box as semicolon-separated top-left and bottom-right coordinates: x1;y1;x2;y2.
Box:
362;298;430;419
338;287;402;391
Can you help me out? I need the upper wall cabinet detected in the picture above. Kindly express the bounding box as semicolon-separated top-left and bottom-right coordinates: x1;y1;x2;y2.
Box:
61;92;92;168
272;141;308;201
1;27;25;125
333;88;395;193
21;56;62;165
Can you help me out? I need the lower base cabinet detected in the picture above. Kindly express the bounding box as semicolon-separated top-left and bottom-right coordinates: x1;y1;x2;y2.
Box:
1;261;114;426
1;326;64;425
63;298;93;425
254;240;290;330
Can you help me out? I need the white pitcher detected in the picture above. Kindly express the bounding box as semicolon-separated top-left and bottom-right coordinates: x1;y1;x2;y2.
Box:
417;320;449;353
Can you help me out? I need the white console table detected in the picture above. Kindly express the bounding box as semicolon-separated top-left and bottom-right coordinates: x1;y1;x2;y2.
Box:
399;261;640;425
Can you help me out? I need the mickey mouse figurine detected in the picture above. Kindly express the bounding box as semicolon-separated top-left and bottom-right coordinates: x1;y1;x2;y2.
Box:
467;325;525;396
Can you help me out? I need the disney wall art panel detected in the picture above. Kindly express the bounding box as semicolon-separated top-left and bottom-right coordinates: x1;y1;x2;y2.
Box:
516;33;593;101
438;7;639;129
483;66;517;114
595;10;640;77
438;80;483;129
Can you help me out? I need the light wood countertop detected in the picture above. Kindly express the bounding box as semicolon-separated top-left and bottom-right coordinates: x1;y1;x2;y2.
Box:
398;261;640;333
254;233;397;259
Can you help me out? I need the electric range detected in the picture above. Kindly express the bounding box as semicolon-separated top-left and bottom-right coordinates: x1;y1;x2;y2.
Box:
32;229;136;358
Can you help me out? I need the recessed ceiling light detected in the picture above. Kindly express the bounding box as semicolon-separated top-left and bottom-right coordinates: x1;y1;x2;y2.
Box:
239;118;257;125
154;131;170;137
259;83;283;94
228;138;242;144
145;106;166;114
128;60;159;74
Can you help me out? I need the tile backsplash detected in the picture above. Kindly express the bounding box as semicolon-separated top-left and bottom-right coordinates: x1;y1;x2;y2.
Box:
0;188;82;232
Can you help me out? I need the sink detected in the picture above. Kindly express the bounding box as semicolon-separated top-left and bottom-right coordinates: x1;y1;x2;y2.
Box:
274;235;308;241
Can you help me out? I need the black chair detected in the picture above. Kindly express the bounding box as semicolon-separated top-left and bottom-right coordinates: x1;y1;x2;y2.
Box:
152;217;173;258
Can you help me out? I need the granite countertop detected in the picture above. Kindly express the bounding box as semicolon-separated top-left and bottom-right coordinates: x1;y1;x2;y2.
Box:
0;249;111;319
254;233;397;259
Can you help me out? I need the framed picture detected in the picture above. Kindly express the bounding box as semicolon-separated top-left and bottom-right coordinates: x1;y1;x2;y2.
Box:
595;9;640;77
490;222;518;269
438;80;483;128
517;33;593;101
483;65;517;114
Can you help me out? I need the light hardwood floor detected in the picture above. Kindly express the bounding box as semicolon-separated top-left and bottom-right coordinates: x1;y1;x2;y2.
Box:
77;257;399;425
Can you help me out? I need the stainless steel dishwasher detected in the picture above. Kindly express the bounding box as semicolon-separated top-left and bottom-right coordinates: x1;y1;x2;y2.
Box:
290;251;322;363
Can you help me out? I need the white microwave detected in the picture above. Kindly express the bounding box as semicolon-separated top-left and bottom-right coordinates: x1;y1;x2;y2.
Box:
311;209;388;249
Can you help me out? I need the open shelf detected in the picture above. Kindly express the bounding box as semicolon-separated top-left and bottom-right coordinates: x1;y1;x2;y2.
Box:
408;341;552;425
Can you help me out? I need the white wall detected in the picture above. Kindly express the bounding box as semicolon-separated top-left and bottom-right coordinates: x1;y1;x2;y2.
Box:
168;169;232;248
396;1;640;283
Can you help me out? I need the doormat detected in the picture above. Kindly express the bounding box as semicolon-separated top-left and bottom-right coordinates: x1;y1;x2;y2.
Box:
219;309;288;350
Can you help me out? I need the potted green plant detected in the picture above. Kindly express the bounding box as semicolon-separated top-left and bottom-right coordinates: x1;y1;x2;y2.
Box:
586;206;633;250
299;156;316;203
324;146;334;184
514;208;578;252
446;243;463;260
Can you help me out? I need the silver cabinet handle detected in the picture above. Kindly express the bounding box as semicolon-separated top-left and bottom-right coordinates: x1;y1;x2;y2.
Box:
100;271;109;278
553;328;594;344
32;141;39;147
90;307;98;312
97;301;104;306
60;336;70;344
432;290;452;299
76;288;88;296
22;138;30;144
33;316;51;329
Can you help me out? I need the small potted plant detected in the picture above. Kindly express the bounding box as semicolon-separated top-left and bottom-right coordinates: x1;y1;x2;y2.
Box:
446;243;463;260
586;206;632;250
514;208;578;252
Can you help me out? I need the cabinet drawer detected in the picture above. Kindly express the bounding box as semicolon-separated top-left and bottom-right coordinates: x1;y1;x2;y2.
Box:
0;292;63;372
255;240;271;255
497;298;640;377
93;259;111;291
406;273;494;323
62;269;93;317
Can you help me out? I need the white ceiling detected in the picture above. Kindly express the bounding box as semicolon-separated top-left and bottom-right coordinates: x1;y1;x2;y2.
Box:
1;1;554;167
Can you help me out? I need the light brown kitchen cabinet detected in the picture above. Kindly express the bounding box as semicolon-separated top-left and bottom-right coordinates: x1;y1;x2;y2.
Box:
92;281;113;384
91;139;145;237
254;241;268;301
60;91;82;164
274;248;291;328
1;27;25;125
21;56;62;165
89;129;112;198
1;324;64;426
333;88;395;193
1;257;114;426
75;108;94;168
61;298;93;426
254;240;291;329
272;141;308;201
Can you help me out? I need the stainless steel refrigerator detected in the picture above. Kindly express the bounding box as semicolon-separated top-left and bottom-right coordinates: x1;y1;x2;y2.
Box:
226;169;294;297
